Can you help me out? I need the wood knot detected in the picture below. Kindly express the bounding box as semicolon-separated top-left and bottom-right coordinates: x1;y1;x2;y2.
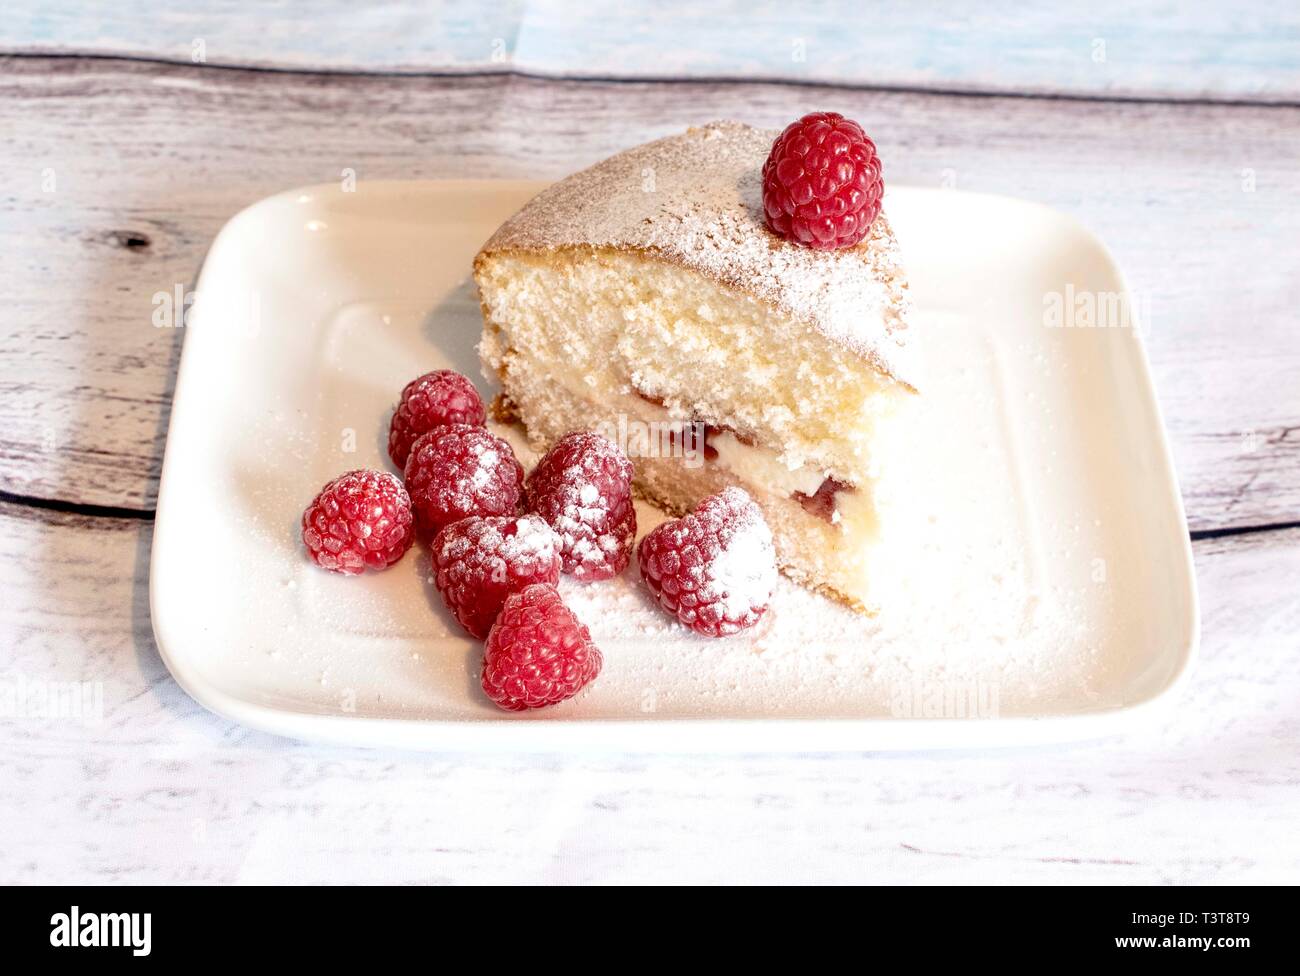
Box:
107;230;152;251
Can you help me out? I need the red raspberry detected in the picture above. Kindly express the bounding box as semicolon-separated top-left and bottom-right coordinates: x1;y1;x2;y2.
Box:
637;486;777;637
430;514;562;638
403;424;523;533
388;369;486;468
761;112;883;250
301;469;414;575
481;583;603;711
525;430;636;582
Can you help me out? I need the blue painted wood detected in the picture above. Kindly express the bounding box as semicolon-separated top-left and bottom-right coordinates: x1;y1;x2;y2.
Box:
2;0;1298;101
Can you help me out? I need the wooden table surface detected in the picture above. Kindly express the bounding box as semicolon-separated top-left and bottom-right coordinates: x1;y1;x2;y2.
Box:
2;3;1298;884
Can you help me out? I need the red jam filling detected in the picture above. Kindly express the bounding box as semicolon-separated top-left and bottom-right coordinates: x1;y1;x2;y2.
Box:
636;391;724;460
793;477;852;522
667;424;718;461
634;389;852;517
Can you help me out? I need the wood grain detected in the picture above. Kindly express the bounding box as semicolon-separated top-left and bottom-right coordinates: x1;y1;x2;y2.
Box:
4;1;1299;102
1;502;1296;884
2;57;1297;531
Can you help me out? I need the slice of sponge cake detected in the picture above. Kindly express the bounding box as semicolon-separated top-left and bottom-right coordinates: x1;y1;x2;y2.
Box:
474;121;916;612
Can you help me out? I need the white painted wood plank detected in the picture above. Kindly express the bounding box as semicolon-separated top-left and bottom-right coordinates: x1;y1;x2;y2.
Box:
2;59;1296;529
1;506;1296;884
3;1;1299;102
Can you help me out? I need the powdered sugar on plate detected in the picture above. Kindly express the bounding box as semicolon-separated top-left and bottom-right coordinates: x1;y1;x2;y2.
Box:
556;530;1108;722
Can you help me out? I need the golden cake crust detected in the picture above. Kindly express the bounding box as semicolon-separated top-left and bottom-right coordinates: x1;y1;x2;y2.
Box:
475;121;914;387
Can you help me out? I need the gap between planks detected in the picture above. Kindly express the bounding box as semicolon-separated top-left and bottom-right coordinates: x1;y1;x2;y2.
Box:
4;50;1300;110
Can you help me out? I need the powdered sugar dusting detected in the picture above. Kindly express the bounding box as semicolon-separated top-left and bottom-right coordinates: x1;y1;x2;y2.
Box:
478;121;914;386
555;494;1107;719
436;513;557;566
701;487;777;618
430;513;563;639
553;480;616;567
526;430;636;580
554;460;612;565
470;446;499;489
636;485;777;636
404;425;523;530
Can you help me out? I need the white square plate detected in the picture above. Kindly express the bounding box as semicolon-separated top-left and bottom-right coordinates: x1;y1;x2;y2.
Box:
150;180;1197;751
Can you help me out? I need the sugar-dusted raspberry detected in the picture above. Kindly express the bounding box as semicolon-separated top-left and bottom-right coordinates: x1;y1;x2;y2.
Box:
637;486;777;637
481;583;603;711
301;469;414;575
388;369;486;468
525;430;636;582
761;112;883;250
430;514;562;638
403;424;523;534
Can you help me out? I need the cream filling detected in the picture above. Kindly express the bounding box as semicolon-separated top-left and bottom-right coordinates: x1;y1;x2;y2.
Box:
709;431;824;498
677;427;878;545
507;344;878;534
